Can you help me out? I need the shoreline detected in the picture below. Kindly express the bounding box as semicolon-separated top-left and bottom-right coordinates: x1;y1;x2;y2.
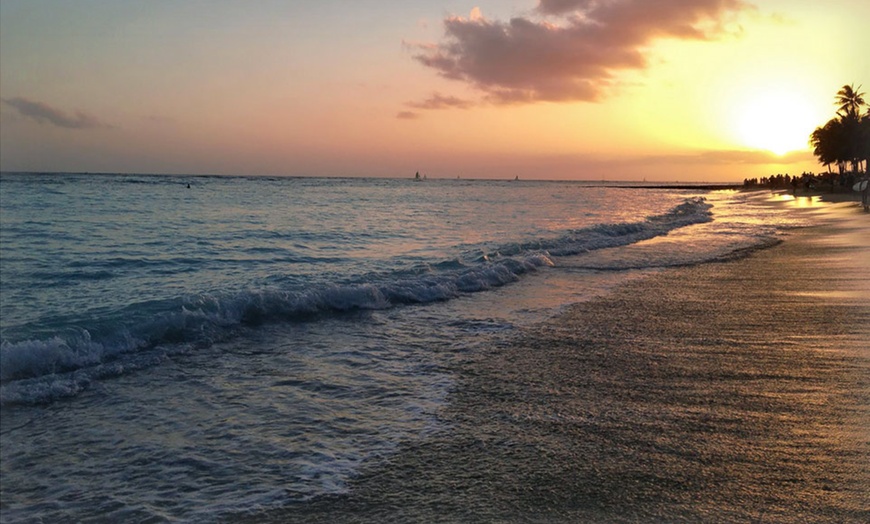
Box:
236;200;869;523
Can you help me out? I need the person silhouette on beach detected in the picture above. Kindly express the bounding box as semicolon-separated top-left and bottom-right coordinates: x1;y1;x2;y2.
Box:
862;180;869;212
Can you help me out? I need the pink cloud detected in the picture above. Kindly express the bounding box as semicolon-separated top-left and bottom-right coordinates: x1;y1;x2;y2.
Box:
413;0;750;105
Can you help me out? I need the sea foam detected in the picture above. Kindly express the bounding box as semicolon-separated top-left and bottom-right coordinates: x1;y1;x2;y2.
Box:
0;196;712;404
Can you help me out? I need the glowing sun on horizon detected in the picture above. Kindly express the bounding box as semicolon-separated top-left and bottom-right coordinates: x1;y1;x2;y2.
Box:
734;91;817;156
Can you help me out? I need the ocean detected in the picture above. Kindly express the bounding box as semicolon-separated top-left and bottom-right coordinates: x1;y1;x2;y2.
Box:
0;173;815;522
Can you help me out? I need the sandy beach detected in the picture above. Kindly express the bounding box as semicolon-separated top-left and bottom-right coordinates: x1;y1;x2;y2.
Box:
232;196;869;524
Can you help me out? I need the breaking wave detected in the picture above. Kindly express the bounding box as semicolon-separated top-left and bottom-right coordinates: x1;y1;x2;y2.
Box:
1;197;712;404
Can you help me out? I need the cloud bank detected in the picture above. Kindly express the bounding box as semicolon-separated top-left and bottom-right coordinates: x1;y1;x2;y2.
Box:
411;0;749;106
2;97;109;129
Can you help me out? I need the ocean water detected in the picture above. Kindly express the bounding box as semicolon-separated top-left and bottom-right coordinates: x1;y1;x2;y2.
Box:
0;173;810;522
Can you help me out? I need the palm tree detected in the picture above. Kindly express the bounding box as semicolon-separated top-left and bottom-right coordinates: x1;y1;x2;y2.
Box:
810;84;870;175
835;84;866;120
836;84;866;119
810;119;847;173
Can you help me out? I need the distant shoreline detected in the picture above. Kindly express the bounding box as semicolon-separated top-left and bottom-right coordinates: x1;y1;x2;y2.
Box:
617;184;742;190
0;172;745;187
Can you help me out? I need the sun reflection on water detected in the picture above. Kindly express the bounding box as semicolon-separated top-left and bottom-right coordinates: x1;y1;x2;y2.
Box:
769;193;824;208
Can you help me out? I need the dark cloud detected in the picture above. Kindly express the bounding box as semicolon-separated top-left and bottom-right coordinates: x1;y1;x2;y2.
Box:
2;97;109;129
537;0;591;16
413;0;750;105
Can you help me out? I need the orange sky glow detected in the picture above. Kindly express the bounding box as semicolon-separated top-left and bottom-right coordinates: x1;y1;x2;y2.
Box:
1;0;867;181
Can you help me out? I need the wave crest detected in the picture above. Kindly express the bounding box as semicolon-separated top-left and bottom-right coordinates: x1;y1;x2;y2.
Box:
1;197;712;403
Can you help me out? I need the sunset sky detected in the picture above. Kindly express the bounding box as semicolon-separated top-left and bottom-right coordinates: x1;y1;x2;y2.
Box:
1;0;868;181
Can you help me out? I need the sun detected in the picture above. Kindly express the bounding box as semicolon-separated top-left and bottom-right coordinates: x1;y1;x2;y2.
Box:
734;91;818;155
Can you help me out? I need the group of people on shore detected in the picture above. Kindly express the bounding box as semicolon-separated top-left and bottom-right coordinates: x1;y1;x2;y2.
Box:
743;171;866;193
744;170;869;211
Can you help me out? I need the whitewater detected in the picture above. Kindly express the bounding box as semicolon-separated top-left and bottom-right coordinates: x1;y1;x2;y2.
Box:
0;173;808;522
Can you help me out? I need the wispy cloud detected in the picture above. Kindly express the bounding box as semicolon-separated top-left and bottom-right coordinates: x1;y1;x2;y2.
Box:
636;148;813;166
694;148;813;165
411;0;750;106
408;93;474;110
2;97;110;129
396;110;421;120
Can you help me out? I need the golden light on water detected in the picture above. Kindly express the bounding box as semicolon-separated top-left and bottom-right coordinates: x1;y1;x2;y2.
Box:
772;193;825;208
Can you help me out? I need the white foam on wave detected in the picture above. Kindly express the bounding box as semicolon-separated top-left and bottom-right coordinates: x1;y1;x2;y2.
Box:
0;330;143;382
0;197;713;404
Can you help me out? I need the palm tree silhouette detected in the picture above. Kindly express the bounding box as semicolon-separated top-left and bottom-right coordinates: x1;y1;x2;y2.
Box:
810;84;870;176
810;119;845;173
835;85;868;174
835;84;866;120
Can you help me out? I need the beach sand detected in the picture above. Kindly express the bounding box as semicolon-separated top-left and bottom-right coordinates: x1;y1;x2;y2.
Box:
237;199;869;523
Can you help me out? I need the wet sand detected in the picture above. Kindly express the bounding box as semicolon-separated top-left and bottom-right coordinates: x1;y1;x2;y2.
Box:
237;201;869;523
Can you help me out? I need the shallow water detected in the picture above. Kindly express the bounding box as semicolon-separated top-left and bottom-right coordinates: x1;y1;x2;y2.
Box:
0;174;819;522
237;197;868;524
